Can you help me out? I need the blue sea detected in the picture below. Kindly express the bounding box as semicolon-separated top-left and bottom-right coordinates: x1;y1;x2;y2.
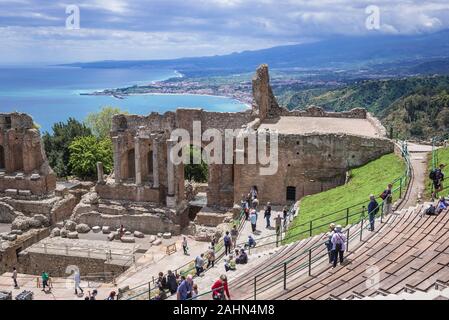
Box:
0;66;247;133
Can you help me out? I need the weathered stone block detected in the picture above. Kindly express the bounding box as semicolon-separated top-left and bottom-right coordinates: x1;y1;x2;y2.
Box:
153;239;162;246
133;231;144;238
67;231;79;239
5;189;18;196
120;236;135;243
148;235;156;243
102;226;111;234
14;173;24;180
64;220;76;231
30;173;41;181
10;229;23;235
51;227;60;237
124;231;131;236
107;232;117;241
92;226;101;233
162;232;172;239
18;190;32;196
75;224;91;233
60;228;68;238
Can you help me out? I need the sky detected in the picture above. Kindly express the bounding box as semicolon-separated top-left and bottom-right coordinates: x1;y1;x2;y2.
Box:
0;0;448;64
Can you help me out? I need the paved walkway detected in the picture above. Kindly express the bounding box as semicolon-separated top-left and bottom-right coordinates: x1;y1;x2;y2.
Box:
399;142;432;210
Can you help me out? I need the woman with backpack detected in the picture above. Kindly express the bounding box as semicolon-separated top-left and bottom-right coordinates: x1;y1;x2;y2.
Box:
331;225;347;268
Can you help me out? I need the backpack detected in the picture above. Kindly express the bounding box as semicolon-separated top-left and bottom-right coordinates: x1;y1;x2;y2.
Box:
380;190;388;200
425;205;436;215
429;169;437;180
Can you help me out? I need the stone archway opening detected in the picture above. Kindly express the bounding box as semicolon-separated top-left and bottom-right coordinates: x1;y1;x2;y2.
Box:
127;149;135;179
0;145;5;170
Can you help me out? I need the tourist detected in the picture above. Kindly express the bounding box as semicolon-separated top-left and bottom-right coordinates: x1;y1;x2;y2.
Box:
106;291;116;300
264;203;272;228
210;235;217;250
241;194;249;220
176;274;193;300
324;223;335;263
252;196;259;210
250;209;257;232
195;253;205;276
331;225;347;268
246;235;256;249
224;231;232;255
368;194;379;231
224;256;236;272
166;270;178;294
250;186;258;200
74;270;83;295
182;236;189;255
157;272;167;290
206;246;215;268
231;225;238;248
430;164;445;199
119;224;125;240
12;267;18;289
282;206;289;228
211;275;231;300
275;213;282;234
88;289;98;300
41;271;51;292
380;183;393;216
192;284;199;300
436;196;448;214
236;249;248;264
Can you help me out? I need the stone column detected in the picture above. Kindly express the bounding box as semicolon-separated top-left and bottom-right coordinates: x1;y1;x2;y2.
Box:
166;139;176;207
97;162;104;184
151;135;159;188
134;137;142;185
112;136;121;184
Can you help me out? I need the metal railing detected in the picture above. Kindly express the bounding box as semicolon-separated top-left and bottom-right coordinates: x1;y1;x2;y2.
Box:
184;142;411;300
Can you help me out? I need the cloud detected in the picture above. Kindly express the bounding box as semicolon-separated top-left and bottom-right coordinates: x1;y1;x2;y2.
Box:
0;0;448;63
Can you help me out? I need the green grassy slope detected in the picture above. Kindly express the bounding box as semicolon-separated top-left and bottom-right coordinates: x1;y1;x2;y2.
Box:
285;153;405;243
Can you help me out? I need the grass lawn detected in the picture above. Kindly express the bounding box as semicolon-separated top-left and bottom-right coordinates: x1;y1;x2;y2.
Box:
284;153;406;244
425;146;449;198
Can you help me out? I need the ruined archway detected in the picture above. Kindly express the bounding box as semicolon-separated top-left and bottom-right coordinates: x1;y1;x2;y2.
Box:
0;145;5;170
127;149;135;179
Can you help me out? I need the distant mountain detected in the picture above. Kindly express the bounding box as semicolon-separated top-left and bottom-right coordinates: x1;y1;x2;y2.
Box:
65;30;449;76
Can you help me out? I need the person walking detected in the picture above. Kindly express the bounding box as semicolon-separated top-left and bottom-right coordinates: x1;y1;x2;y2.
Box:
176;274;193;300
182;236;189;255
74;270;83;295
12;267;18;289
368;194;379;231
195;254;205;276
157;272;167;290
224;231;232;256
325;223;336;263
331;225;347;268
191;284;199;300
206;246;215;268
230;225;238;249
264;203;272;228
430;164;445;200
282;206;288;228
380;184;393;216
211;275;231;300
250;209;257;232
41;271;51;292
275;213;282;235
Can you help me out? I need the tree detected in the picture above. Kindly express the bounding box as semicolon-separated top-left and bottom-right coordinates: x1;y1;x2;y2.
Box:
43;118;92;177
85;106;127;139
68;136;113;180
184;146;208;183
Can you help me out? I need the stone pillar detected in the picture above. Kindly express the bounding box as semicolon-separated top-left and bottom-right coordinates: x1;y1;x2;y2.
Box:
166;139;176;207
112;136;121;184
134;137;142;185
152;136;159;188
97;162;104;184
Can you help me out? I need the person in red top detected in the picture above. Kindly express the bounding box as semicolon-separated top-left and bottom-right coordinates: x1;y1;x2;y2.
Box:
211;274;231;300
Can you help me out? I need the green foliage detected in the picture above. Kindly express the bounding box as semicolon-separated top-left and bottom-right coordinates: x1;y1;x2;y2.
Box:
85;106;127;139
43;118;92;177
279;76;449;139
285;153;405;243
68;136;113;180
184;146;208;183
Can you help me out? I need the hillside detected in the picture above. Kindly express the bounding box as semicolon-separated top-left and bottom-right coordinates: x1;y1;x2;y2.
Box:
285;153;405;243
279;76;449;139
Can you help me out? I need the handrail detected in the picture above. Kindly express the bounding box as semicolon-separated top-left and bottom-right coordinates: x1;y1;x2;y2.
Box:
126;143;411;300
248;142;411;299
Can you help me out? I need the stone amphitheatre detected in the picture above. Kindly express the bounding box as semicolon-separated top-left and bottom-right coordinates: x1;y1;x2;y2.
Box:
1;64;448;300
